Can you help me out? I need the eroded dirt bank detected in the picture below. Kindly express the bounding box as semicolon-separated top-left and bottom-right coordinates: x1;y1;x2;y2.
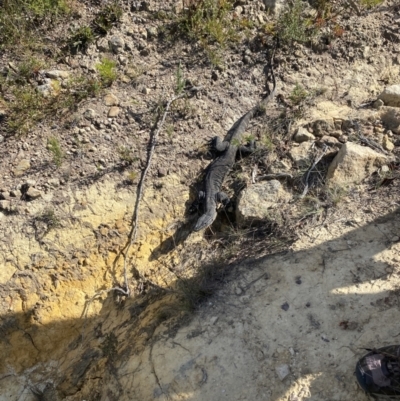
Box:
1;199;399;400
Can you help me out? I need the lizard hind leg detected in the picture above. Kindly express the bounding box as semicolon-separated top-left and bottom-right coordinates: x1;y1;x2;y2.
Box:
238;139;256;157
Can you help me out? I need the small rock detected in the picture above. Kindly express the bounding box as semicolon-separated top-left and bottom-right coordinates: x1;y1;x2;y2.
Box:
109;35;125;53
97;37;110;52
146;27;158;40
257;13;264;23
158;168;167;177
382;134;395;151
100;227;108;236
275;364;290;381
380;165;390;173
234;5;243;15
142;87;151;95
312;119;334;137
327;142;387;186
0;200;11;211
293;127;315;143
210;316;219;325
14;159;31;177
140;48;151;57
173;0;184;13
263;0;286;14
289;141;313;167
317;135;340;147
26;187;42;200
235;287;242;295
236;180;291;227
108;107;120;118
48;178;60;187
37;83;54;98
281;302;289;311
46;70;70;80
104;93;119;106
373;99;384;109
378;85;400;107
330;130;342;138
0;135;4;143
391;236;399;242
9;189;21;198
83;109;97;120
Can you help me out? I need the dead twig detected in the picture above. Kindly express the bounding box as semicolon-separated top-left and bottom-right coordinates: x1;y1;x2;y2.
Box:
117;87;203;297
300;145;328;199
257;172;293;181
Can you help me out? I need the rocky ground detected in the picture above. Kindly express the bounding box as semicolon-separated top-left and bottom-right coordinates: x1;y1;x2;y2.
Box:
1;0;400;400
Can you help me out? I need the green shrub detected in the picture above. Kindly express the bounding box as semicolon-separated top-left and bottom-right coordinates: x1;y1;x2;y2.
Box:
68;26;95;53
93;2;123;34
0;0;70;49
47;137;64;167
96;58;118;86
278;0;315;45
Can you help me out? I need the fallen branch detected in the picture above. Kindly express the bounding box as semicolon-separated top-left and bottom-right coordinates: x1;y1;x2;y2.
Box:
115;86;203;297
300;145;328;199
257;172;293;181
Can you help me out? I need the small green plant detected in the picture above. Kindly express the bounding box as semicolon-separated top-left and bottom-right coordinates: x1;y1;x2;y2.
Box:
278;0;314;45
289;83;309;106
5;85;45;136
166;124;174;143
3;73;102;136
260;132;275;151
126;171;138;184
118;146;137;164
301;195;323;217
47;137;64;167
93;2;123;34
324;184;348;206
68;25;95;53
96;58;118;86
0;0;70;49
35;208;61;235
359;0;383;8
172;0;240;65
14;58;45;83
175;62;185;95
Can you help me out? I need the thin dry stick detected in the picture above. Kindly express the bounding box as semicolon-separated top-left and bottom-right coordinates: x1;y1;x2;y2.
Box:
118;90;197;297
300;145;328;199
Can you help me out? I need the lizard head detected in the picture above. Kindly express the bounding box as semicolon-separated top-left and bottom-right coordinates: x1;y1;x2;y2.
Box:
193;210;217;232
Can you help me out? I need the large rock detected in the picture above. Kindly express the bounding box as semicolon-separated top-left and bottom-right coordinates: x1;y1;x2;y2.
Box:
13;159;30;177
236;180;291;227
326;142;387;186
289;142;313;167
378;85;400;107
46;70;70;80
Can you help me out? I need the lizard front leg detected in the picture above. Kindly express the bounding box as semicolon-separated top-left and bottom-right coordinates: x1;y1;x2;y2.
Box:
212;136;230;153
